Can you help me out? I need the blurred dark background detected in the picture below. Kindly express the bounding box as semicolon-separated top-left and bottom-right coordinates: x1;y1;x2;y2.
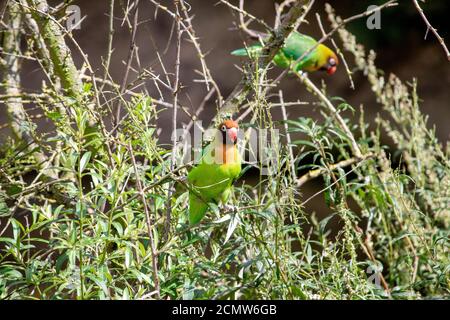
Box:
4;0;450;136
1;0;449;218
6;0;449;140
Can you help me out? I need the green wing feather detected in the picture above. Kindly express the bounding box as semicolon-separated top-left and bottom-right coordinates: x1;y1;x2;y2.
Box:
231;32;321;72
281;32;317;59
188;192;209;225
231;44;263;57
281;32;319;71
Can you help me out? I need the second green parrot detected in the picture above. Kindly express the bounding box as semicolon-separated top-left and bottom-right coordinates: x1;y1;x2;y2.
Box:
231;31;339;75
187;119;241;225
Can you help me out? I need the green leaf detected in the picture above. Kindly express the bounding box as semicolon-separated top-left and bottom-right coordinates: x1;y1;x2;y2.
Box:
5;184;22;196
292;140;316;149
47;111;63;122
224;212;240;244
79;152;91;173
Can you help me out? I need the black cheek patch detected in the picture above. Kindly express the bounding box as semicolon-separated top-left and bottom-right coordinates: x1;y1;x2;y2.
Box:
222;130;227;145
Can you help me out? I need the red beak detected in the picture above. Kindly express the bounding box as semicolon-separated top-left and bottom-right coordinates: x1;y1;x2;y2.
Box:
327;66;337;75
227;127;238;143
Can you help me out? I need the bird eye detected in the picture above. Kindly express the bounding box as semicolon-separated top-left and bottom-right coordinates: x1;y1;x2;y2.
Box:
221;125;227;132
329;58;336;66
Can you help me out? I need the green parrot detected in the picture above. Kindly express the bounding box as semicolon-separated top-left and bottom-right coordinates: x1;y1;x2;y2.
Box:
231;31;339;75
187;119;241;225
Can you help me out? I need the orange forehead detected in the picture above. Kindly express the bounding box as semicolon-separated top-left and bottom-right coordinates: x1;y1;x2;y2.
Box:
221;119;238;129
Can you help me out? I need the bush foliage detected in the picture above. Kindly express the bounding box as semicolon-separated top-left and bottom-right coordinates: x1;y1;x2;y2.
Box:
0;0;448;299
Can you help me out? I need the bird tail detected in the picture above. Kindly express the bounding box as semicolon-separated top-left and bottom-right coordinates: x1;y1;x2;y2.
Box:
231;45;263;57
189;193;209;225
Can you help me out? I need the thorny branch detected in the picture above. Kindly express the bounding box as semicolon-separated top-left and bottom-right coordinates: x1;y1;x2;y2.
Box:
297;152;375;189
214;0;311;123
0;0;446;300
412;0;450;61
165;0;183;241
128;143;161;299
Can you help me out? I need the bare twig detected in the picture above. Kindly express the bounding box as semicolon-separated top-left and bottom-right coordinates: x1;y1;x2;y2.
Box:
128;142;161;299
179;0;222;103
274;0;297;29
115;0;140;126
297;152;374;189
219;0;271;32
279;90;297;181
214;0;311;123
295;73;363;157
412;0;450;61
164;0;182;241
100;0;116;91
315;12;354;90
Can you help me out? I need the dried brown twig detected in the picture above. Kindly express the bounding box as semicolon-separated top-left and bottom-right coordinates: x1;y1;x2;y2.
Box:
412;0;450;61
298;153;375;193
165;0;183;241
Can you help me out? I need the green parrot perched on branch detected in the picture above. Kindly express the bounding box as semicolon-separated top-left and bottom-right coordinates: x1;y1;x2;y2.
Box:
232;31;339;75
187;119;241;225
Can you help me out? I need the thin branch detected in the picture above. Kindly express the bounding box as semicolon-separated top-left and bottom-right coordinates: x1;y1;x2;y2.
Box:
214;0;311;123
115;0;140;126
1;1;28;141
316;12;354;90
219;0;271;32
279;90;297;181
149;0;223;106
128;142;161;299
412;0;450;61
164;0;182;241
100;0;115;91
179;0;222;102
298;152;375;194
295;72;363;157
274;0;297;29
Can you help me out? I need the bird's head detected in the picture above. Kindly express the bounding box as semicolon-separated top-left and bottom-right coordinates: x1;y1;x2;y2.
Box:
318;45;339;75
218;119;239;145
